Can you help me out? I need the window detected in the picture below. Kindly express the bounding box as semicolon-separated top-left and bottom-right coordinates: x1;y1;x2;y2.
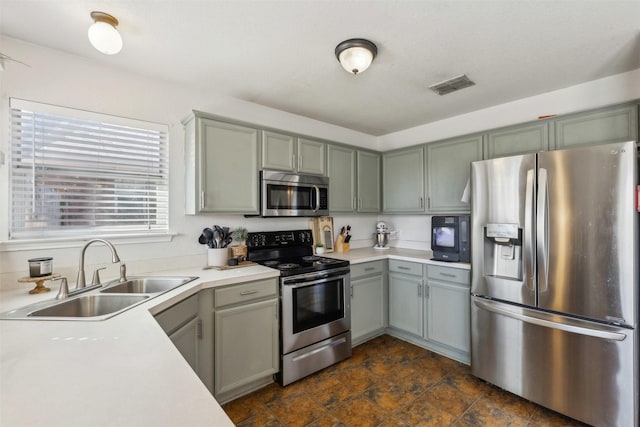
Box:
9;99;169;240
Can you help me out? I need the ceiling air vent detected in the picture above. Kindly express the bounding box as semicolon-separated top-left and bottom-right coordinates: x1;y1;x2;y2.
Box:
428;74;475;96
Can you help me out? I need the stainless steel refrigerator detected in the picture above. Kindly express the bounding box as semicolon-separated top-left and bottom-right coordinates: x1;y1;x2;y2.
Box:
470;140;638;427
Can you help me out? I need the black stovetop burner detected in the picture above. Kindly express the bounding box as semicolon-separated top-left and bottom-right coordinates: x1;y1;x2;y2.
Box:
246;229;349;277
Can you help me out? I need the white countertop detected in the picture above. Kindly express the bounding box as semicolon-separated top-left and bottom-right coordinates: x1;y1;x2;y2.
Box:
325;247;471;270
0;249;468;426
0;264;279;427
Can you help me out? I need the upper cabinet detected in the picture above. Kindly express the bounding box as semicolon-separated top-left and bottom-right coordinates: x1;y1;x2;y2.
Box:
554;104;638;149
327;145;356;212
183;113;259;215
486;122;550;159
357;151;381;212
261;131;326;175
382;147;425;213
426;134;483;213
328;145;380;213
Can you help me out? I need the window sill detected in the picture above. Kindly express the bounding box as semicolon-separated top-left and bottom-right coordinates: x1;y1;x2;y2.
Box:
0;233;177;252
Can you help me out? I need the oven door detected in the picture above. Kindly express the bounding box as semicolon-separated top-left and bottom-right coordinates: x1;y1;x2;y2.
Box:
281;269;350;354
261;170;329;217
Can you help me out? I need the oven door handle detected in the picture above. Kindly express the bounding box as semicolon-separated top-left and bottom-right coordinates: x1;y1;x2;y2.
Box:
283;274;345;288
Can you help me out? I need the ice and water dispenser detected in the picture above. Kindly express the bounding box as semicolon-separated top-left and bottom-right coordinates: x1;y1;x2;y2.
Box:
483;223;523;280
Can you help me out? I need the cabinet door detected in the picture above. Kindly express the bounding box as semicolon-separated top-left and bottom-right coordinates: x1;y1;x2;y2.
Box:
426;135;482;213
261;130;295;171
388;273;423;337
357;151;380;212
169;317;200;374
199;118;259;213
382;147;425;213
351;275;385;343
554;104;638;149
486;122;549;159
214;299;279;396
426;280;470;353
298;138;326;175
327;145;356;212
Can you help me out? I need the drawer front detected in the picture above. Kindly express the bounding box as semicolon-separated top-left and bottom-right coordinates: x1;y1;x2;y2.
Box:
389;259;423;276
215;278;278;308
427;265;469;285
351;261;385;278
155;293;199;334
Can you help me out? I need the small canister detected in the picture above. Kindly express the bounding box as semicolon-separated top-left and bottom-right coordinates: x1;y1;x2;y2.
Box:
28;257;53;278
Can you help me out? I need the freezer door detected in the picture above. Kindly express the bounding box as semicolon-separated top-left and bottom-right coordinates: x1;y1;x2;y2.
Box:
471;153;536;306
471;297;637;427
537;141;638;326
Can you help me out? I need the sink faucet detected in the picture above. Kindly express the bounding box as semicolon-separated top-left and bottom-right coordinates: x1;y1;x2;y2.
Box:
75;239;126;289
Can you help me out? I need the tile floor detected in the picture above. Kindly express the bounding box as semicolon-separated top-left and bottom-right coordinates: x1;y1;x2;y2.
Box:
223;335;589;427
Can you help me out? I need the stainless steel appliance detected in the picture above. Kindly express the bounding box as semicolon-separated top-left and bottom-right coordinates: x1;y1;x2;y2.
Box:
246;230;351;386
373;221;390;249
260;170;329;217
471;140;638;427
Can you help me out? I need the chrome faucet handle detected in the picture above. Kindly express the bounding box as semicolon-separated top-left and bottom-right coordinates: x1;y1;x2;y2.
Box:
119;263;127;282
53;277;69;300
92;267;106;285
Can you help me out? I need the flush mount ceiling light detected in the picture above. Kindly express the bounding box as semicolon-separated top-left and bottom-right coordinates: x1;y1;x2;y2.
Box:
88;11;123;55
335;38;377;75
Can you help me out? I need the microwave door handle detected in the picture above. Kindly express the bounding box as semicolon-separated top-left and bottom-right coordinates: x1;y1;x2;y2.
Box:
313;185;320;212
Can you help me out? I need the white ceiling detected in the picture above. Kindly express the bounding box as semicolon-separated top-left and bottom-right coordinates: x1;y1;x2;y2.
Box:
1;0;639;136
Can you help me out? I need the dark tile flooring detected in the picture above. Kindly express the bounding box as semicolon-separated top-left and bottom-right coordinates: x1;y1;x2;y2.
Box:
223;335;588;427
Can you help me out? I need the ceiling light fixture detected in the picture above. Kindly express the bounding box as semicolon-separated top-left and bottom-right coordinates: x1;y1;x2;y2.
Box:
88;11;123;55
335;38;377;75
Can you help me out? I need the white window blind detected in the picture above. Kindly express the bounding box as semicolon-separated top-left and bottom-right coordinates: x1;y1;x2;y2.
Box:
9;99;169;240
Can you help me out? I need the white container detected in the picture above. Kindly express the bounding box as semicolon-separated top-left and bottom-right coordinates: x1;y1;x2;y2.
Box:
207;248;229;267
315;246;325;255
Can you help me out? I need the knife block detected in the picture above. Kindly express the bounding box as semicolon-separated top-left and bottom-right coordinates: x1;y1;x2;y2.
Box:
334;235;350;253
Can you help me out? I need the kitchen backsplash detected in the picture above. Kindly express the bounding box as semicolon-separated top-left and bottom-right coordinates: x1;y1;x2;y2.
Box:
1;214;434;291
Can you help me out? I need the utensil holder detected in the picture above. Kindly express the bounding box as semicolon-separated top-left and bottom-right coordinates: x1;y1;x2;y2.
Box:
207;248;229;267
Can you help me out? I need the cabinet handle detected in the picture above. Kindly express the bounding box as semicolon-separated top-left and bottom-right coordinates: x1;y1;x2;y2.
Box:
196;319;203;339
200;191;205;210
439;272;456;278
398;266;410;271
240;290;258;296
425;285;429;298
419;197;424;208
364;267;375;272
350;284;353;298
418;283;422;297
353;197;357;210
428;197;431;208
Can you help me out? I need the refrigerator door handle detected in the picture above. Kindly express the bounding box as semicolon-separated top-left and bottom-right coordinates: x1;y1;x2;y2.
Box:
536;168;549;293
523;169;536;291
473;299;627;341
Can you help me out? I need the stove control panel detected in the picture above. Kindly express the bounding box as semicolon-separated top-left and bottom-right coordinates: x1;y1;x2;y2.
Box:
247;230;313;248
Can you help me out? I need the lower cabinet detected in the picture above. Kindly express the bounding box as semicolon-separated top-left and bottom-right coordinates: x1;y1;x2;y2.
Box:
213;278;279;404
387;260;470;364
350;261;387;345
154;293;204;378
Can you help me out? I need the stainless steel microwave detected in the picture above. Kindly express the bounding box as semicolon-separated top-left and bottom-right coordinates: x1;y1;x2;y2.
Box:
260;170;329;217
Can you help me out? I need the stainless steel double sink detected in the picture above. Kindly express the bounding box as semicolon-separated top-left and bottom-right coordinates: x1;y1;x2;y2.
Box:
0;276;198;321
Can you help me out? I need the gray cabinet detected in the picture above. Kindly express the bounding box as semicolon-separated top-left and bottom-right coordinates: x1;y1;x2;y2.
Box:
261;131;326;175
426;265;470;360
183;113;259;214
154;294;203;379
350;261;387;345
486;122;550;159
213;278;279;403
328;145;380;213
357;151;381;212
426;135;483;213
554;104;638;149
388;260;424;337
382;147;425;213
327;145;356;212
